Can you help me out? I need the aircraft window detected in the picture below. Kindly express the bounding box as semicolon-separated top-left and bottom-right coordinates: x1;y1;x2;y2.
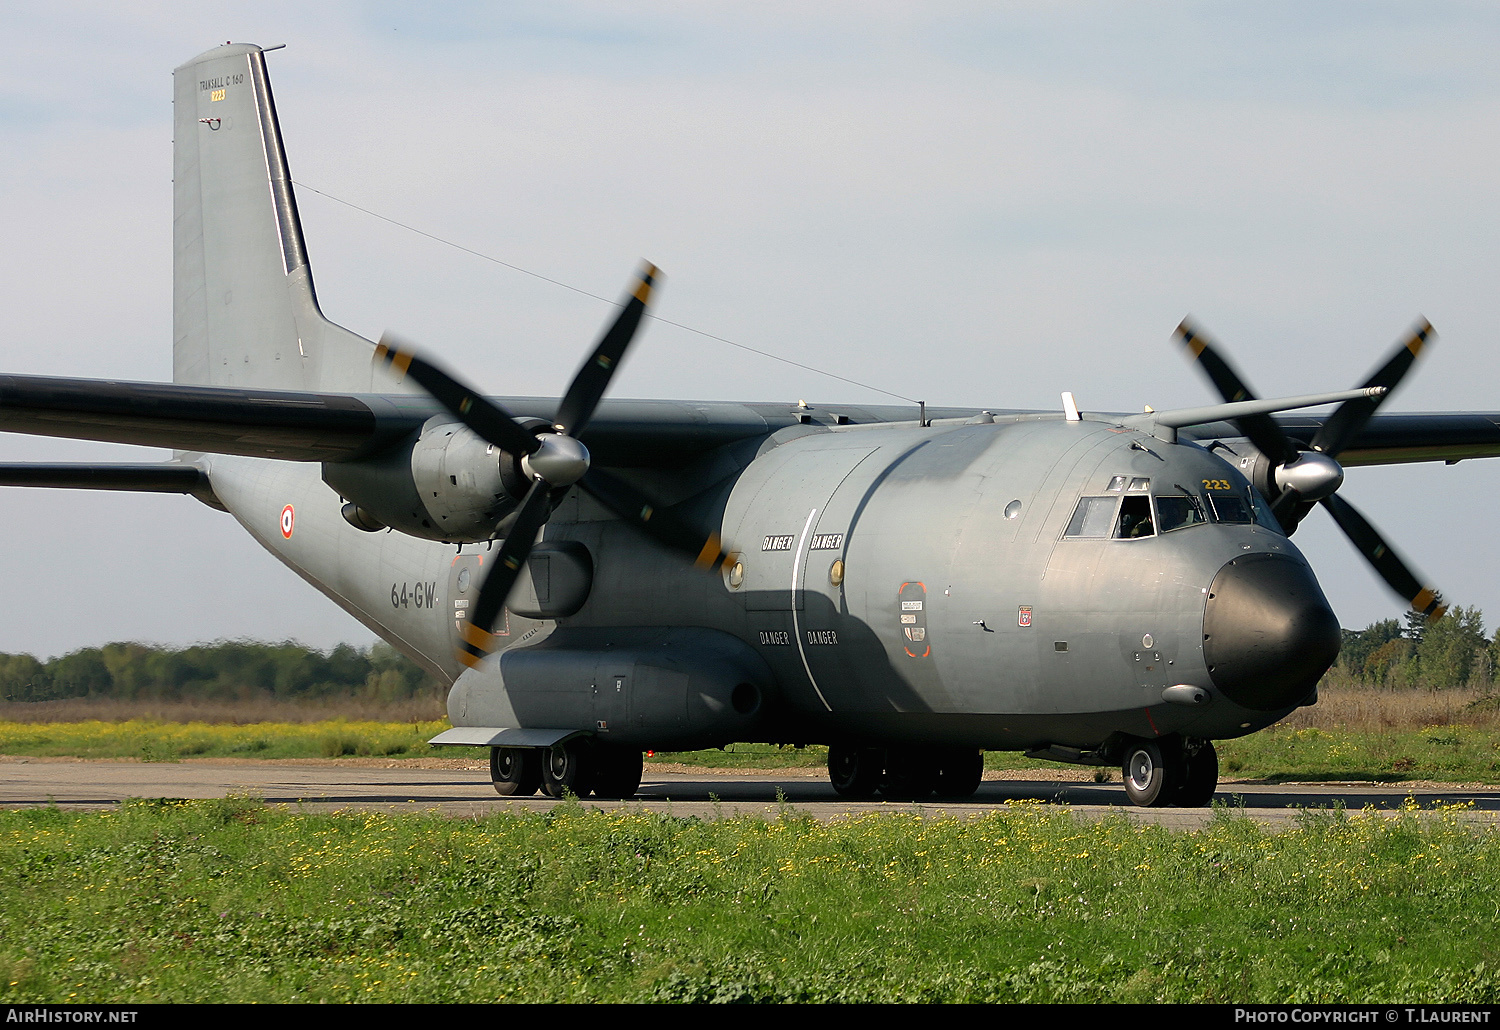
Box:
1106;476;1126;492
1250;490;1282;532
1128;477;1151;492
1155;495;1206;533
1064;497;1118;537
1115;495;1155;538
1206;493;1252;524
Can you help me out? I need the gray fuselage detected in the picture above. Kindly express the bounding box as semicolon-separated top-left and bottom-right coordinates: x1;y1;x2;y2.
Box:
206;410;1332;756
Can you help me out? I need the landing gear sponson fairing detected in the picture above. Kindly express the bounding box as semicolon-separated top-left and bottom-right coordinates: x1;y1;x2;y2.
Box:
5;44;1500;806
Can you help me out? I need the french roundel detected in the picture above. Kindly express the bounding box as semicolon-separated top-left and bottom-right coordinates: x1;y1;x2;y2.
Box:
280;504;295;539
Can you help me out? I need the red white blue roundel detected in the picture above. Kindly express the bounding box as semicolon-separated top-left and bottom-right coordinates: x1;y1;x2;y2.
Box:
280;504;295;539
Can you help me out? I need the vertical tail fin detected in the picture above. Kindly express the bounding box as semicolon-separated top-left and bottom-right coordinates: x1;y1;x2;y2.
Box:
172;44;388;393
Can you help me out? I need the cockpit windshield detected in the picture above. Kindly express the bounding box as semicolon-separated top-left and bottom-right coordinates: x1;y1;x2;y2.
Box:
1156;495;1206;533
1063;477;1286;539
1205;492;1252;524
1248;490;1283;532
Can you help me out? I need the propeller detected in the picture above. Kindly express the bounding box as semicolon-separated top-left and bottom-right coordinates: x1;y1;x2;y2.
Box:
375;262;734;667
1175;318;1445;621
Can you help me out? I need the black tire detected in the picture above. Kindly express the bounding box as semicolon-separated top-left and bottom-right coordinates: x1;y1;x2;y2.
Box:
591;744;644;800
880;748;938;800
828;745;883;798
540;740;595;798
1121;738;1182;807
490;747;541;797
1173;739;1219;807
933;748;984;798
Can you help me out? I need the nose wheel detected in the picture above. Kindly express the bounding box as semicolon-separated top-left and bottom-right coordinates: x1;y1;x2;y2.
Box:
1174;739;1219;807
1120;737;1218;808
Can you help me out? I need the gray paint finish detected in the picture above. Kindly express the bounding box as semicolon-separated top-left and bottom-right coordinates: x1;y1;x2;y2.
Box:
0;45;1484;773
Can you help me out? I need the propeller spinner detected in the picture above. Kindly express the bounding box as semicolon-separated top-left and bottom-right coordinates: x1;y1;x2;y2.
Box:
1176;318;1445;620
374;262;734;667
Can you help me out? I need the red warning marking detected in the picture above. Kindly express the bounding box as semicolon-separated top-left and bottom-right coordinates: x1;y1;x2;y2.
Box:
280;504;295;539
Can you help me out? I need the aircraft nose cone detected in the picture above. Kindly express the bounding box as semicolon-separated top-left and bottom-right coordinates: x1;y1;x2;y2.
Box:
1202;553;1340;711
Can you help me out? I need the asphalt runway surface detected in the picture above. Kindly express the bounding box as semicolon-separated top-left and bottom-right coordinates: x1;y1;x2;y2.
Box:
5;756;1500;829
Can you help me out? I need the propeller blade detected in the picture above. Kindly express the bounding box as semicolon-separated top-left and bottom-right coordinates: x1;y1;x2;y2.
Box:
578;468;733;572
1268;486;1305;526
1310;319;1434;458
553;262;660;439
1174;319;1299;465
374;334;539;457
1320;492;1446;621
457;480;555;668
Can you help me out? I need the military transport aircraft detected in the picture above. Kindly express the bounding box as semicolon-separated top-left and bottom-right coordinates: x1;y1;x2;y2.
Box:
4;43;1499;807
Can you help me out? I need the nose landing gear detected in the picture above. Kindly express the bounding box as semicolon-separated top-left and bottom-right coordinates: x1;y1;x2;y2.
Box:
1120;736;1219;807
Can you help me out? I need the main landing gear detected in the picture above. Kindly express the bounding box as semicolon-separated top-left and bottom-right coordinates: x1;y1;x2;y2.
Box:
827;745;984;800
1120;736;1218;808
489;741;644;800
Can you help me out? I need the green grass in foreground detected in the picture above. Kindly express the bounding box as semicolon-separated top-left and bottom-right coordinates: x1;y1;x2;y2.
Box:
3;799;1499;1003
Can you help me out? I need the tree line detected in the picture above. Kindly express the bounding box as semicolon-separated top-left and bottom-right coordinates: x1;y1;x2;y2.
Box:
0;641;438;704
1338;606;1497;689
3;611;1492;704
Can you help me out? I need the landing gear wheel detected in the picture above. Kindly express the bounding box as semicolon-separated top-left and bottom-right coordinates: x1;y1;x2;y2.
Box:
591;744;644;800
828;746;883;798
490;747;541;797
541;740;595;798
933;748;984;798
880;748;938;800
1121;738;1183;807
1173;739;1219;807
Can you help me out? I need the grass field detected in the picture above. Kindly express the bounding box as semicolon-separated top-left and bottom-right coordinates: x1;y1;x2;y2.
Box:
3;797;1499;1003
0;719;479;762
8;685;1500;784
8;719;1500;785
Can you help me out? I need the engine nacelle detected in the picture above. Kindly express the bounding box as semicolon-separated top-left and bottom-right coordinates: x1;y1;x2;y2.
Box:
323;416;533;542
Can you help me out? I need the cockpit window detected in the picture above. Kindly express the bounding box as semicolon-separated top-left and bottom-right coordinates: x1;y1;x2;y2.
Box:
1115;495;1155;538
1205;492;1252;524
1155;495;1206;533
1249;490;1283;532
1064;496;1118;537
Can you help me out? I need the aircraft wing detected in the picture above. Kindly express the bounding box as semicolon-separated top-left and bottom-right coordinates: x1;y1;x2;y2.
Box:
0;374;401;461
4;371;1499;469
1182;412;1500;466
0;373;985;466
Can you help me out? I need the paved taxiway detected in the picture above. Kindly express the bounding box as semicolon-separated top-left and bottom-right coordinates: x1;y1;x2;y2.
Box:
4;756;1500;829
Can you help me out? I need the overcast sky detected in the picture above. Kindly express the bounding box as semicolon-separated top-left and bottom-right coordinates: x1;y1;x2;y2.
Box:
3;2;1500;657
